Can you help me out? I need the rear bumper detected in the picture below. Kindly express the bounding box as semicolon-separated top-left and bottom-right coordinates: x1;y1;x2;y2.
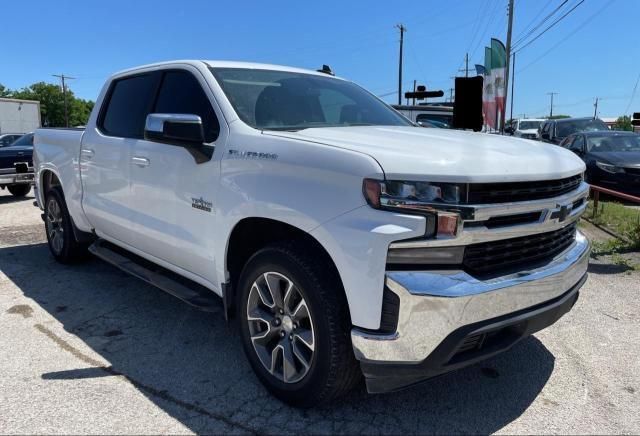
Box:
351;230;590;393
0;172;34;185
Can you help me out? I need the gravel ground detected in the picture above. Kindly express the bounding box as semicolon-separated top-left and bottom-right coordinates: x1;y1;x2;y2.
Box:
0;189;638;434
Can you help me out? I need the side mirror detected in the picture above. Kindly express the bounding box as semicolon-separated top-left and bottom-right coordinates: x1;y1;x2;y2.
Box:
144;113;212;163
505;127;514;135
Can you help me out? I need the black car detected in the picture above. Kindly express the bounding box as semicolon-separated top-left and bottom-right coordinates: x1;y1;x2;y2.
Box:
0;132;34;197
539;117;609;145
561;130;640;196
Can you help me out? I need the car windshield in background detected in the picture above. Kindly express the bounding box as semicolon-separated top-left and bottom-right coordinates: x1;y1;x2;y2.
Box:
519;121;542;130
416;114;452;128
557;119;608;138
210;68;411;131
587;134;640;152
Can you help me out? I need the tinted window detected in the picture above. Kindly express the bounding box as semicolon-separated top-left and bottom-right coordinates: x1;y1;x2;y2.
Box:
542;123;551;134
570;135;585;151
416;113;452;128
10;133;34;146
556;119;608;138
1;135;20;146
211;68;410;130
101;74;158;138
154;71;220;143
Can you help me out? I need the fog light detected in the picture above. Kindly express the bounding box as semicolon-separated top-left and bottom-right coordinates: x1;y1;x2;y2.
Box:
437;212;459;238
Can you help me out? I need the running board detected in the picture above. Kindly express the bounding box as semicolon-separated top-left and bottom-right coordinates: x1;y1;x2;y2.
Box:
89;239;221;312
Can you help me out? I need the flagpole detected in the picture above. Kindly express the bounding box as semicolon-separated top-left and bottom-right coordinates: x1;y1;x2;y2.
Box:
502;0;514;133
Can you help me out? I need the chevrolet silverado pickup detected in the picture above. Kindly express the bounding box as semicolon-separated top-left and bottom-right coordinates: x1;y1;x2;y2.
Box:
34;60;590;406
1;132;34;197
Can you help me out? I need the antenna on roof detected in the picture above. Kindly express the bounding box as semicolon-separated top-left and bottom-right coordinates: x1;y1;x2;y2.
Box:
317;65;335;76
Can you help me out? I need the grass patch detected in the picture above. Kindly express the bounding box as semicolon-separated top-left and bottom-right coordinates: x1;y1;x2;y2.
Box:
586;200;640;250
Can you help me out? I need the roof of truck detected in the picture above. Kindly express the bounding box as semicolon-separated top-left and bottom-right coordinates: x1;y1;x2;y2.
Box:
113;60;341;79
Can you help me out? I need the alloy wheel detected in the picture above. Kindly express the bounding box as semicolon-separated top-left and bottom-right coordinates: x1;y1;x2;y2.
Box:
246;272;315;383
46;197;64;255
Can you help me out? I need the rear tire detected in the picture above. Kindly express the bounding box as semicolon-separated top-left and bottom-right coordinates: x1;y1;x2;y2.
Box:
44;187;89;263
236;242;361;407
8;184;31;197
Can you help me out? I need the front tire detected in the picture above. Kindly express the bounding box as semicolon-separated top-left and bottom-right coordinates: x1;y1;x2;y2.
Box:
44;187;89;263
237;242;361;407
8;184;31;197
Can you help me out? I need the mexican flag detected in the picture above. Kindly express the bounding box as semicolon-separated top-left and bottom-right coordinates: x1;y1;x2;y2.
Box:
491;38;507;130
483;46;496;129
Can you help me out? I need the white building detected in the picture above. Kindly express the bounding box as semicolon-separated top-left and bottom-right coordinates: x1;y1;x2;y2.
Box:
0;98;41;134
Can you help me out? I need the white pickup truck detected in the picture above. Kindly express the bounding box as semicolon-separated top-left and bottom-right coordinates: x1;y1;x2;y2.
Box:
34;60;590;406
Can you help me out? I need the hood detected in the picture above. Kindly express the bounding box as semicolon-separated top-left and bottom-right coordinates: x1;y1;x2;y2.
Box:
590;151;640;167
264;126;585;183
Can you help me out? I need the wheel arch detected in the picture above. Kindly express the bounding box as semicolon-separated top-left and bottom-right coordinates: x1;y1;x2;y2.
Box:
224;217;348;321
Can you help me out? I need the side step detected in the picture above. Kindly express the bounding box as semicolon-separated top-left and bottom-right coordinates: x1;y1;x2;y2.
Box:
89;239;221;312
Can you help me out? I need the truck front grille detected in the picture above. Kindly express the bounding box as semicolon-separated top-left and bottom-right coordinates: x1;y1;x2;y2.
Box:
467;174;582;204
463;223;577;276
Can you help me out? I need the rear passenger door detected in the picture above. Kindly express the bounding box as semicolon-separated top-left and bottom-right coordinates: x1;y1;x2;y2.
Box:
128;67;225;283
82;72;161;244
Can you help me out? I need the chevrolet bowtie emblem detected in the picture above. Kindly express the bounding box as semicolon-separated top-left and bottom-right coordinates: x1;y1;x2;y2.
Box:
550;204;571;222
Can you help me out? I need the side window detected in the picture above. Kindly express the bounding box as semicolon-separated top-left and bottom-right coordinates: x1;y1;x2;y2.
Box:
542;123;550;134
101;74;159;138
570;135;585;151
559;136;572;148
154;71;220;143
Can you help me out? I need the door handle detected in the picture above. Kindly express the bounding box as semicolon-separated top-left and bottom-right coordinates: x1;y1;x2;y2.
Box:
131;156;150;167
17;152;24;156
80;148;95;159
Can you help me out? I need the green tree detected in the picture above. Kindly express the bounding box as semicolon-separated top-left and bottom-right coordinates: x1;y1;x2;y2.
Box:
614;115;633;131
10;82;94;127
0;84;11;97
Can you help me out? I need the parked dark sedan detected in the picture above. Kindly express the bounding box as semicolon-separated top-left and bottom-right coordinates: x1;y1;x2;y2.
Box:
560;130;640;196
0;132;34;197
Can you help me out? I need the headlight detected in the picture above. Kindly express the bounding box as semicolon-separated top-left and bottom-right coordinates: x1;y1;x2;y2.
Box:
363;179;467;238
596;161;624;174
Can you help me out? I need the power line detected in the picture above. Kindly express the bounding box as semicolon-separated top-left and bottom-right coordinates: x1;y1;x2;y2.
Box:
513;0;555;42
516;0;615;74
514;0;584;54
512;0;569;49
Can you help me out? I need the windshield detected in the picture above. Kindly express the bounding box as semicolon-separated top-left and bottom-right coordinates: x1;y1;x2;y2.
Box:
587;134;640;152
9;133;34;146
556;119;608;138
210;68;411;131
519;120;542;130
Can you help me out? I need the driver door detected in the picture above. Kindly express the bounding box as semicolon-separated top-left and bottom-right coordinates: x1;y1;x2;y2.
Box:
128;68;225;283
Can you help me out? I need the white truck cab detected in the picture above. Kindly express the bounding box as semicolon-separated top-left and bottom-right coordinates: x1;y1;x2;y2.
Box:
33;60;590;406
508;118;545;140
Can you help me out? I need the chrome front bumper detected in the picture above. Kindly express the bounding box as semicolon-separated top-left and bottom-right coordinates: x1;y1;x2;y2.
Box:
351;230;590;365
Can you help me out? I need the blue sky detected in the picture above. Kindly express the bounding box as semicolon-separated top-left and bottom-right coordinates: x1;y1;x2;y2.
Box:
2;0;638;119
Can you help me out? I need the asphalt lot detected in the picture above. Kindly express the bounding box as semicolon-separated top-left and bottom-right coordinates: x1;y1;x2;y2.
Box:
0;189;639;434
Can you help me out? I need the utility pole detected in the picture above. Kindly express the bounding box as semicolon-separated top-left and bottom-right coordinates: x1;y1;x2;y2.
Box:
396;24;406;106
547;92;558;118
412;80;417;106
52;74;76;127
593;97;599;119
510;52;516;123
458;53;471;77
449;88;454;102
502;0;515;133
